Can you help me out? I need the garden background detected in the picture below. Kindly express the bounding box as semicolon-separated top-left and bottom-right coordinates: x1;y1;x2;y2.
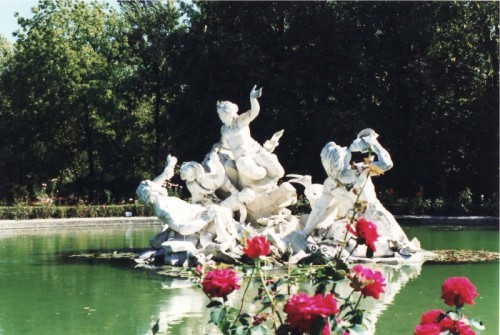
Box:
0;0;498;216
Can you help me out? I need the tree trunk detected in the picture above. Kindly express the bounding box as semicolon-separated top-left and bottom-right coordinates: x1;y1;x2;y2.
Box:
83;102;96;202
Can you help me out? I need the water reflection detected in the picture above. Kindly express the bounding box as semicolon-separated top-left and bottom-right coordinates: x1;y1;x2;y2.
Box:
360;264;422;333
157;280;218;334
0;226;496;335
149;263;423;335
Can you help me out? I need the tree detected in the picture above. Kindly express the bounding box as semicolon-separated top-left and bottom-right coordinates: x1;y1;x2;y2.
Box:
171;1;498;201
3;0;131;201
121;0;183;172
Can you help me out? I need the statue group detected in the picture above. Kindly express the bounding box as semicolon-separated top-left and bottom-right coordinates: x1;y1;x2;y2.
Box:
136;86;421;266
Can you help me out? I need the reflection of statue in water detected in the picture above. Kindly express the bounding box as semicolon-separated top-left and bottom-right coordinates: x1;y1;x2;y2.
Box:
216;85;285;191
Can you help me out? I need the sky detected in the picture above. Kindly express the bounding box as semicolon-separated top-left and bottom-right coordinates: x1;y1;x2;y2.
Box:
0;0;120;43
0;0;39;41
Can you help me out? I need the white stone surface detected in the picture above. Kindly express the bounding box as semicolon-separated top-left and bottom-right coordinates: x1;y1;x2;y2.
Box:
136;88;422;265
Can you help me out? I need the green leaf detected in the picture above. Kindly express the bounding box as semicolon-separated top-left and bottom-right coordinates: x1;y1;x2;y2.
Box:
207;300;223;308
261;296;271;305
151;319;160;334
315;282;327;295
210;306;227;325
239;314;250;326
332;269;347;281
274;294;287;301
345;309;364;325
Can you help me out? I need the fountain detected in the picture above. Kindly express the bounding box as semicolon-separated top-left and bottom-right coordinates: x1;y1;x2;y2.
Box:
136;86;425;266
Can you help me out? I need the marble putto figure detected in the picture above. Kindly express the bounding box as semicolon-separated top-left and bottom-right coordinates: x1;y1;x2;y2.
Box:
136;86;421;266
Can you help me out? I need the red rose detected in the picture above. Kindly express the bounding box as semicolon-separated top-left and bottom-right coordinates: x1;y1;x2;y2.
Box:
441;277;478;307
284;292;339;335
201;268;240;298
243;236;271;259
348;265;386;299
414;323;441;335
455;320;477;335
347;218;380;251
420;309;445;324
419;309;455;332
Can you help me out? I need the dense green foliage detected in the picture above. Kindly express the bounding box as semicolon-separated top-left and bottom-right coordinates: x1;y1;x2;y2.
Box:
0;0;498;214
0;203;152;220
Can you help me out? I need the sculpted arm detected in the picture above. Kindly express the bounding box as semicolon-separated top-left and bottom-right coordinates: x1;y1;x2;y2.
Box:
161;201;214;236
238;204;248;225
237;85;262;126
152;155;177;185
363;136;393;174
168;215;213;236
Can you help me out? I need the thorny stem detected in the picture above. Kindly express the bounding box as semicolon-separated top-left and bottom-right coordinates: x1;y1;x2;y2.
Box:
347;241;359;258
232;266;255;328
338;169;372;260
256;260;284;328
337;290;355;313
287;248;292;296
353;294;363;311
347;169;371;225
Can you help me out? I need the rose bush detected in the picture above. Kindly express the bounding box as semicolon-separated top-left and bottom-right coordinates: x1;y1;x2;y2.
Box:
414;277;483;335
199;228;393;335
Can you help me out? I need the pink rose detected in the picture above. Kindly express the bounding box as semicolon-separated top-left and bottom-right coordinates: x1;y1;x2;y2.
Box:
455;320;477;335
414;323;441;335
348;264;386;299
419;309;455;332
441;277;478;307
243;236;271;259
347;218;380;252
416;309;477;335
201;268;240;298
284;292;339;335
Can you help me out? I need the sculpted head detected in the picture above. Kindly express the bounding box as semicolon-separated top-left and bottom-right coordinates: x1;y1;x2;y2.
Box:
136;180;168;205
217;101;239;125
180;162;203;182
238;187;256;204
350;128;379;153
321;142;348;179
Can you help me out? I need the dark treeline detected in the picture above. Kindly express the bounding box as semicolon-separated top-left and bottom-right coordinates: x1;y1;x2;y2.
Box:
0;0;498;210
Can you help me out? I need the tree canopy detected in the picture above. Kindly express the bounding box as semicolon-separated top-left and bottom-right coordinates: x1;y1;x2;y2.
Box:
0;0;497;210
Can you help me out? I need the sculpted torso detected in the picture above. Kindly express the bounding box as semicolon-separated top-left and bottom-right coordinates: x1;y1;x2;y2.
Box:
220;116;259;159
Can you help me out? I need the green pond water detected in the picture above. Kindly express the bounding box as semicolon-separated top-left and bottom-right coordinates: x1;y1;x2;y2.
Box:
0;225;497;335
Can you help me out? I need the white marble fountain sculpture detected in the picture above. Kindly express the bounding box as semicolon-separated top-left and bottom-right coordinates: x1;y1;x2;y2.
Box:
136;87;421;265
285;128;422;262
136;86;299;265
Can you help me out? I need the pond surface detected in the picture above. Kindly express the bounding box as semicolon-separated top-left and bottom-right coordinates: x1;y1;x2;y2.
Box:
375;226;499;334
0;225;497;335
